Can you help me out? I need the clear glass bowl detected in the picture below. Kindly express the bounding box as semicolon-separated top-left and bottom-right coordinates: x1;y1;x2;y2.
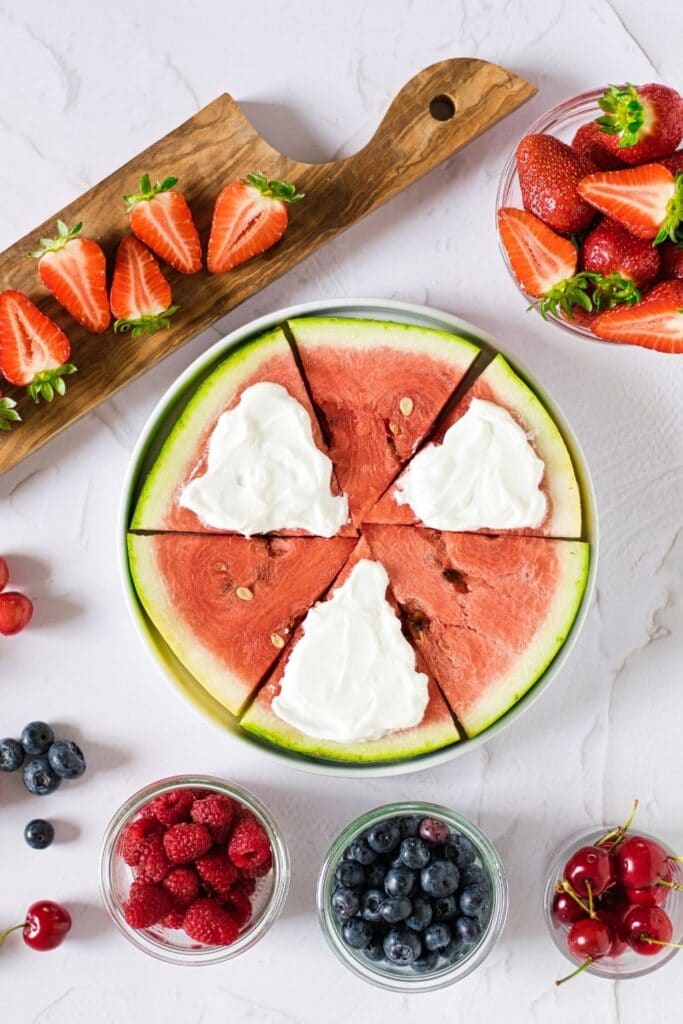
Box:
317;802;508;992
99;775;290;964
495;88;606;342
544;826;683;979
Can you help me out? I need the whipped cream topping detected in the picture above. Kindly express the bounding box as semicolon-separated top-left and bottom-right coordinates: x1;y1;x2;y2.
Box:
396;398;547;531
272;559;429;743
179;382;349;536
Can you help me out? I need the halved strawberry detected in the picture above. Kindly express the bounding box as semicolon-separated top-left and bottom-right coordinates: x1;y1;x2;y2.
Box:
592;280;683;353
124;174;201;275
579;164;683;242
0;392;21;431
516;134;597;233
29;221;110;333
207;172;304;274
110;235;178;337
0;291;76;401
595;83;683;165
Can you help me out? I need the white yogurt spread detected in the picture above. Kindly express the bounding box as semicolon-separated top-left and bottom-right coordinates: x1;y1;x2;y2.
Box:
395;398;547;531
272;559;429;743
179;382;349;536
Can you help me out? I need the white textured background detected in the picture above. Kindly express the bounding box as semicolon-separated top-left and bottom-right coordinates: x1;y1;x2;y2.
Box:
1;1;682;1021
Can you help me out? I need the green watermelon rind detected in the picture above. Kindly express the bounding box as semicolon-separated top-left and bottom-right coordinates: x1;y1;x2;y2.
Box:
130;327;290;531
463;540;591;738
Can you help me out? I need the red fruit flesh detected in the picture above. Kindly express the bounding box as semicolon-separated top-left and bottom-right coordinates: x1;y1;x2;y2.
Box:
498;207;577;297
593;280;683;353
207;181;289;273
0;592;33;635
572;122;625;171
22;900;72;951
581;217;661;289
0;290;72;387
0;557;9;592
660;241;683;279
516;133;597;233
129;189;202;275
110;235;176;335
578;164;677;240
625;905;674;955
567;917;613;960
616;835;670;889
563;845;614;898
596;83;683;165
37;236;110;333
552;890;587;927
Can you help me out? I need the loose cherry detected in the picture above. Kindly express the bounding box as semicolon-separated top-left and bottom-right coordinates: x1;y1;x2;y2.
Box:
0;557;8;592
624;905;680;956
563;845;614;899
552;890;587;927
616;835;677;890
0;592;33;636
0;900;71;952
556;918;613;984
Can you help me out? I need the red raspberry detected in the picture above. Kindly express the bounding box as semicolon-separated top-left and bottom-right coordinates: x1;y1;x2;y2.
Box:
223;887;252;930
163;866;200;909
145;789;194;826
228;816;271;871
161;910;185;930
134;833;170;883
191;793;236;842
124;881;171;929
242;851;273;879
163;823;213;864
119;817;163;866
183;898;239;946
236;876;256;897
196;850;238;899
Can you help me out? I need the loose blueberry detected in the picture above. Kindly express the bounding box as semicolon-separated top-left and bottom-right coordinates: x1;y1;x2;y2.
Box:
406;896;433;932
399;836;431;870
419;817;450;845
453;914;482;945
421;859;460;897
398;815;421;838
459;864;486;889
383;927;422;964
443;933;466;961
379;896;412;924
342;918;373;949
432;895;459;921
0;737;25;772
344;836;376;865
365;863;386;889
47;740;86;780
424;922;451;951
331;886;360;919
364;936;385;962
335;861;365;889
360;889;385;924
459;882;490;919
366;819;400;854
23;758;61;796
21;722;54;756
24;818;55;849
384;864;416;898
446;833;477;868
411;949;439;973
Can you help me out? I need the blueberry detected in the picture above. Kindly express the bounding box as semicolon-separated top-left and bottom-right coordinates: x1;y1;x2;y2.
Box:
453;914;482;945
459;864;486;889
366;819;400;854
24;818;55;849
383;927;421;964
419;817;450;845
446;833;477;868
432;895;459;921
365;863;385;889
20;722;54;756
363;936;385;962
360;889;385;924
443;933;466;961
459;883;490;919
399;837;431;870
344;836;376;865
335;861;365;889
406;897;433;932
398;815;421;838
379;896;412;924
424;922;451;952
331;886;360;919
342;918;373;949
47;740;86;780
0;738;25;772
23;758;61;796
421;860;459;897
411;949;439;973
384;864;416;898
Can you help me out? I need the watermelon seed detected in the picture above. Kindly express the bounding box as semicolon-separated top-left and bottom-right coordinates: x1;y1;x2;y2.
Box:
270;632;285;649
399;396;414;417
388;422;399;435
214;563;229;572
236;587;254;601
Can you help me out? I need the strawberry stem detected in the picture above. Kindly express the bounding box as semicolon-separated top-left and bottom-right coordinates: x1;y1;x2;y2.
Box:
654;174;683;245
0;396;21;431
27;364;77;404
244;172;304;203
556;956;594;986
0;922;24;946
595;83;645;148
113;305;179;338
123;173;179;208
28;221;83;259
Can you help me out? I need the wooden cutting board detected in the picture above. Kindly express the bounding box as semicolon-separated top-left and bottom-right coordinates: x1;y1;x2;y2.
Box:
0;58;535;475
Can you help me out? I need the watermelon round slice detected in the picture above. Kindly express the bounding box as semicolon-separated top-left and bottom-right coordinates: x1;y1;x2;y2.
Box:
287;317;480;527
240;539;460;763
363;525;589;738
127;532;356;716
364;354;582;538
130;326;351;535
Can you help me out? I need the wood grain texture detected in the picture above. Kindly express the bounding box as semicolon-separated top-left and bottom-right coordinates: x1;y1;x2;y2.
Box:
0;58;535;474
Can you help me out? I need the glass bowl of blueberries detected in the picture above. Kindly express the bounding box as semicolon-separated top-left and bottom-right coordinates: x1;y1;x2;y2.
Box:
317;802;508;991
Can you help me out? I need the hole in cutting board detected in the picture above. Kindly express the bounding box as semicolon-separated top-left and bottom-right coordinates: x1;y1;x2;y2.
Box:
429;95;456;121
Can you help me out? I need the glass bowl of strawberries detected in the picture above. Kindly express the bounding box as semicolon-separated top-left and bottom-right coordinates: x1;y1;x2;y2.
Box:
544;804;683;982
496;83;683;353
99;775;290;964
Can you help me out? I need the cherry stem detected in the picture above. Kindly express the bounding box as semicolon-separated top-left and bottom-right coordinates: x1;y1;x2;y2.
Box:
659;879;683;891
556;956;594;986
643;936;683;949
596;798;639;850
558;880;594;918
587;880;594;918
0;922;24;946
669;855;683;863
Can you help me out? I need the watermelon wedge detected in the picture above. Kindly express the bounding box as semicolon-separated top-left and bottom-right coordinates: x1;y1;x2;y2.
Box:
286;317;480;527
363;525;589;738
127;532;356;715
364;354;582;538
130;326;352;535
240;539;460;762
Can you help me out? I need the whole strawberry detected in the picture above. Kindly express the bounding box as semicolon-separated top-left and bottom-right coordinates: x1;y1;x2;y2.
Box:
582;218;661;290
516;134;597;234
660;242;683;280
661;152;683;175
596;83;683;164
572;122;625;171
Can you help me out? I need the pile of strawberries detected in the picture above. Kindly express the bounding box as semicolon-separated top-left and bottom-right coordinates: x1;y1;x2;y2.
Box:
499;82;683;353
119;787;273;946
0;171;303;427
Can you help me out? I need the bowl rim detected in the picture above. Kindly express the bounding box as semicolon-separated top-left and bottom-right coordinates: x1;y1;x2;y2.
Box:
118;296;598;778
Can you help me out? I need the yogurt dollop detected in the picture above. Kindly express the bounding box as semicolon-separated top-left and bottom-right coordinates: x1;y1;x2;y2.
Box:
272;559;429;743
396;398;547;531
179;382;349;537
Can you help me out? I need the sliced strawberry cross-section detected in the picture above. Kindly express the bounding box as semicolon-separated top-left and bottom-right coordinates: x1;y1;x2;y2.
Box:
578;163;683;243
0;290;76;403
592;280;683;354
124;173;202;275
29;220;110;334
110;235;178;338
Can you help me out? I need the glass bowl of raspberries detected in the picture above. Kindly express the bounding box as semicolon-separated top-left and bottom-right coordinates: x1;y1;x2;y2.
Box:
545;805;683;983
496;83;683;353
99;775;289;964
317;802;508;992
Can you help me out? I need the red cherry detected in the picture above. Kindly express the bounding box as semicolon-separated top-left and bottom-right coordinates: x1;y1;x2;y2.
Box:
626;876;671;908
0;592;33;636
625;905;674;956
552;890;587;926
0;900;71;952
567;917;613;961
0;557;8;592
598;905;629;958
616;836;670;889
563;845;614;898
